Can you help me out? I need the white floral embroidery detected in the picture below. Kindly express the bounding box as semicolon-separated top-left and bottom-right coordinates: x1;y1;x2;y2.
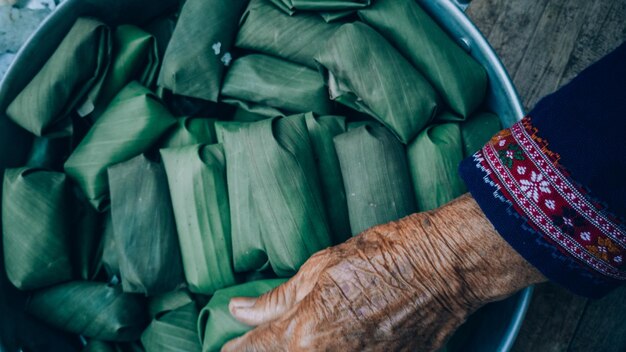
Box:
506;150;514;159
519;171;551;202
517;166;527;175
580;231;591;242
545;199;556;210
499;139;506;147
615;256;622;264
598;246;608;254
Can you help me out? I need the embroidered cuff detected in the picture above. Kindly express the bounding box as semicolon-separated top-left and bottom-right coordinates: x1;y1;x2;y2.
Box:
459;117;625;298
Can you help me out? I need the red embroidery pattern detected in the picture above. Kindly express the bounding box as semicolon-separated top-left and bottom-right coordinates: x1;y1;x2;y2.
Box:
476;117;625;279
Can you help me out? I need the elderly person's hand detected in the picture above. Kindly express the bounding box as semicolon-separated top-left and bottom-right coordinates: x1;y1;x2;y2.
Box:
222;194;546;352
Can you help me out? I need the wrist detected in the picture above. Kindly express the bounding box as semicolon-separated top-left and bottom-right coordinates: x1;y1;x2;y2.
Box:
399;194;546;310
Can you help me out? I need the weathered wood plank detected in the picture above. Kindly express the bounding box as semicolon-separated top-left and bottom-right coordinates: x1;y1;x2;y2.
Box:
568;285;626;352
510;283;588;352
468;0;548;86
464;0;507;38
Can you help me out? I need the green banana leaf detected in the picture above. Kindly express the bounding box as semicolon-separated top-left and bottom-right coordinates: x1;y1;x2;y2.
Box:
232;106;275;122
160;117;217;148
236;0;340;68
304;113;350;243
86;25;159;121
148;289;195;319
319;9;355;22
214;123;267;273
217;116;332;276
107;154;185;295
141;302;202;352
100;211;120;280
220;54;333;116
64;81;176;211
334;124;417;235
407;122;466;212
268;0;370;12
26;281;148;342
160;144;237;294
197;279;288;352
72;192;104;280
358;0;487;118
2;168;73;290
25;137;73;170
6;18;111;137
158;0;249;102
224;99;285;121
460;112;502;157
315;22;439;144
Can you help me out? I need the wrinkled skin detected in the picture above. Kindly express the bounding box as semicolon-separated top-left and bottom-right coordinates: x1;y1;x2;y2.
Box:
222;194;546;351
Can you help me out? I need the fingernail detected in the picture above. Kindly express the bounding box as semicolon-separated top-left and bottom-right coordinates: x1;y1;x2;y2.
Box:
229;297;256;309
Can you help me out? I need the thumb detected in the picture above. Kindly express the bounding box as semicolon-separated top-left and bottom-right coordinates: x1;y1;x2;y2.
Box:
229;277;299;326
229;248;334;326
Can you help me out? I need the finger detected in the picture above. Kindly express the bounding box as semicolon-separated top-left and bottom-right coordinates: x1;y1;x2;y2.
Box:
221;321;286;352
230;248;333;326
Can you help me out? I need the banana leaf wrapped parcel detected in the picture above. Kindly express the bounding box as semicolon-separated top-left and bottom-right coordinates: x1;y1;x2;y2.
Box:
268;0;370;13
315;22;439;143
158;0;249;102
2;168;73;290
198;279;288;352
26;281;148;342
236;0;340;68
407;122;466;212
359;0;487;118
461;112;502;156
334;124;417;235
161;144;237;294
6;18;111;137
217;116;332;276
64;81;176;211
107;154;185;295
160;117;217;149
221;54;333;116
141;302;202;352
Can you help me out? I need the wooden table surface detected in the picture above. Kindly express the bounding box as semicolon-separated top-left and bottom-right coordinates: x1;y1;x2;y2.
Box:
466;1;626;351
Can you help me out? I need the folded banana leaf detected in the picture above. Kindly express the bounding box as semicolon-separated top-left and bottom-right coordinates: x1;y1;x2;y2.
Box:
224;99;285;121
232;106;275;122
315;22;438;144
268;0;370;12
358;0;487;118
25;137;73;170
407;123;466;212
141;302;202;352
148;289;195;319
86;25;159;121
221;54;333;116
334;124;417;235
160;117;217;148
160;144;237;294
319;9;355;22
72;191;103;281
6;18;111;137
197;279;288;352
26;281;148;341
214;123;268;273
107;154;185;295
304;113;350;243
158;0;248;102
460;112;502;156
2;168;73;290
236;0;340;68
64;81;176;211
100;211;120;280
218;116;332;276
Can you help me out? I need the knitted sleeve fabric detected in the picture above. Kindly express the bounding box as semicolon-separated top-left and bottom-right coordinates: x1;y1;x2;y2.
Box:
459;42;626;298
